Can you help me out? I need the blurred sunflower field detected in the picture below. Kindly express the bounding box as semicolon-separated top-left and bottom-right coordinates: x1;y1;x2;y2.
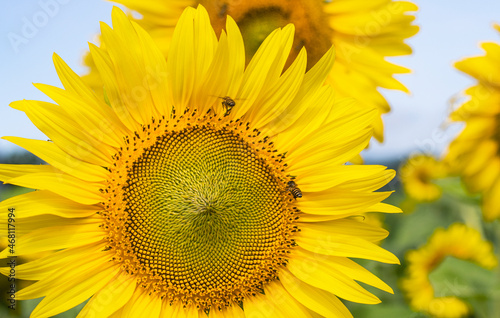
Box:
1;1;500;318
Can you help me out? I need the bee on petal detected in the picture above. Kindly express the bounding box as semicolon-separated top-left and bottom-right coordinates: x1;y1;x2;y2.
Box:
286;180;302;199
220;96;236;116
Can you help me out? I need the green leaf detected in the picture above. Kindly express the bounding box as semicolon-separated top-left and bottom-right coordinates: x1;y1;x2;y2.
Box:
437;177;481;204
429;256;497;299
347;303;423;318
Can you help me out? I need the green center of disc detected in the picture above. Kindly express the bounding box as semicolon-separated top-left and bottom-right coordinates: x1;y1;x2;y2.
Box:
238;7;288;61
123;125;289;295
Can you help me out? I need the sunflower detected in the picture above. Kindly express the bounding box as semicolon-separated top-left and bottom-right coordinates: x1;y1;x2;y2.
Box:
0;6;401;317
400;223;497;318
400;154;449;202
445;24;500;221
84;0;419;143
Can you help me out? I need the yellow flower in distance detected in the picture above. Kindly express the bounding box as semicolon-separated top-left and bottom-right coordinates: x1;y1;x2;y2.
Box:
401;223;498;318
85;0;419;142
445;24;500;221
400;154;448;202
0;6;401;317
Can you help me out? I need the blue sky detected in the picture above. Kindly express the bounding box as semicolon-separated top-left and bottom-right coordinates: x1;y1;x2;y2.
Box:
1;0;500;163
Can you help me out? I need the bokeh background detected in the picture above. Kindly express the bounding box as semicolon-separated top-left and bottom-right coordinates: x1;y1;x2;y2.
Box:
1;1;500;317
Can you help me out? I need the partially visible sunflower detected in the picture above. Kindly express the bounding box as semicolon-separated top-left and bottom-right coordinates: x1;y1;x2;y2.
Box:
84;0;419;142
400;154;449;202
400;223;498;318
0;6;401;317
445;24;500;221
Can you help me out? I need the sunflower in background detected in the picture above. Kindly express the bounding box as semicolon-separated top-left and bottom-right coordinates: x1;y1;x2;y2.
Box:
84;0;419;143
400;154;449;203
0;6;401;317
401;223;498;318
445;24;500;221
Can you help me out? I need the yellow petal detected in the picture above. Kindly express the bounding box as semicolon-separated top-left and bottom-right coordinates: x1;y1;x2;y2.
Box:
455;42;500;86
160;301;175;317
299;165;388;193
263;280;313;317
104;7;157;124
189;5;218;105
335;169;395;192
365;202;402;213
298;218;389;243
0;222;103;258
0;243;103;281
2;214;95;237
297;189;391;215
224;15;245;96
120;289;162;318
3;137;108;182
108;307;125;318
337;45;410;92
30;262;119;318
0;164;58;180
285;108;375;167
271;85;335;148
51;53;129;141
329;62;389;113
198;31;232;114
170;303;200;318
468;157;500;193
280;268;353;318
483;179;500;221
244;290;288;318
208;304;245;318
166;6;196;114
88;41;139;130
10;100;113;166
327;1;417;36
325;256;393;293
198;15;246;115
287;248;381;304
0;190;99;220
324;0;397;14
259;24;295;94
131;21;172;116
232;26;293;118
16;243;110;299
4;172;103;205
77;271;137;318
295;224;399;264
249;47;307;128
462;140;497;176
263;46;336;135
34;83;123;148
291;128;373;175
242;24;296;123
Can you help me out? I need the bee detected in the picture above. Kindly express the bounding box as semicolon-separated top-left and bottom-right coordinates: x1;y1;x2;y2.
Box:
286;180;302;199
220;96;236;116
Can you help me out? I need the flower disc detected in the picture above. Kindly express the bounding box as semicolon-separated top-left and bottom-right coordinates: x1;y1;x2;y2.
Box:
104;116;296;310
